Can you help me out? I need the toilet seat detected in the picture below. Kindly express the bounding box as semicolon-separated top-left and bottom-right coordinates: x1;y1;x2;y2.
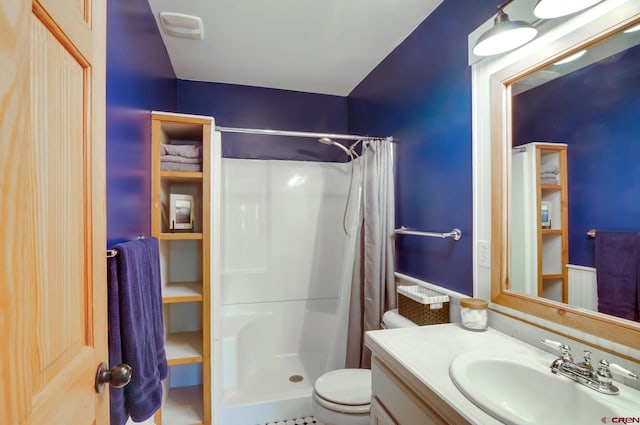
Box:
313;368;371;413
312;391;370;414
312;312;413;425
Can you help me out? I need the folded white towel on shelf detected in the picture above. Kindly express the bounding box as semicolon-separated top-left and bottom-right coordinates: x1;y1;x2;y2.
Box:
160;162;202;172
160;155;201;164
161;143;202;158
540;163;559;174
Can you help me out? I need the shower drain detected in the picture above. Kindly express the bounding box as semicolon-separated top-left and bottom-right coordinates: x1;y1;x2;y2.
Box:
289;374;304;383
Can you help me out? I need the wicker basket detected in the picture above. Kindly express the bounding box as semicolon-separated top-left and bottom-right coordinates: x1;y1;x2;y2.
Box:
397;285;449;326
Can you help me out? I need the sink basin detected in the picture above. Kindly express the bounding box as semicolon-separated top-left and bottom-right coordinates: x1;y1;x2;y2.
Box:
449;351;639;425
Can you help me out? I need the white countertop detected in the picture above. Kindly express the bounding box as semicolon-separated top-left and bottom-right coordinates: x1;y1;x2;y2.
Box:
364;323;563;425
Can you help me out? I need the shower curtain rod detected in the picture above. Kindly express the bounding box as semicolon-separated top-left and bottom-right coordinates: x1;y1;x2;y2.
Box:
215;125;393;142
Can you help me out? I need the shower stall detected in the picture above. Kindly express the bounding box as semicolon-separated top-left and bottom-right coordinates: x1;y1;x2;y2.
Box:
211;129;372;425
215;158;354;424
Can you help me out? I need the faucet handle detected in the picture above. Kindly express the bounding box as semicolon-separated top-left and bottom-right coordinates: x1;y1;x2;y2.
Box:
596;360;613;384
541;339;563;350
609;363;639;380
541;339;572;357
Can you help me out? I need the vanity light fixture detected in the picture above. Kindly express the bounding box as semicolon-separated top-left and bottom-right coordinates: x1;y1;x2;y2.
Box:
533;0;604;19
474;0;610;57
472;3;538;57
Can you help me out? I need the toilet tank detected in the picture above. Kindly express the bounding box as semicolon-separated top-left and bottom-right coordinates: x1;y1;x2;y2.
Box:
381;309;418;329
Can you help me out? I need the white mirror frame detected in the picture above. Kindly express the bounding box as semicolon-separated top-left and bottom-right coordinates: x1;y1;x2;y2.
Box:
472;0;640;350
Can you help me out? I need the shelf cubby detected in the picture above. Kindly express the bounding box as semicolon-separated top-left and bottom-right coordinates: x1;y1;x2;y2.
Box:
165;331;204;365
162;384;204;425
162;281;204;303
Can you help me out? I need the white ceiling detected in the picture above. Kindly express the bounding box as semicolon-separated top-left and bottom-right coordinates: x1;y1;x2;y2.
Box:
147;0;443;96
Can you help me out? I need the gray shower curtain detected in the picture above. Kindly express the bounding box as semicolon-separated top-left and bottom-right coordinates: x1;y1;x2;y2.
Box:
345;139;396;369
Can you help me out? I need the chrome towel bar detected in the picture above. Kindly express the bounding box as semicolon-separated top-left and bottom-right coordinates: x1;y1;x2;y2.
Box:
394;226;462;241
106;235;145;257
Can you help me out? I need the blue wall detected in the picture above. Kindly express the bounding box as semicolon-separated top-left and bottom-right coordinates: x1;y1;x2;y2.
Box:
106;0;500;296
513;45;640;267
106;0;177;247
177;80;349;162
348;0;496;295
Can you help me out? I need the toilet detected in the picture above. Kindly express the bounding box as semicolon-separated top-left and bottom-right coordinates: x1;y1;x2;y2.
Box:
311;309;416;425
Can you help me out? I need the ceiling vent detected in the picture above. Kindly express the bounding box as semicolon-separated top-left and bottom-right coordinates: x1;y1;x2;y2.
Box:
159;12;204;40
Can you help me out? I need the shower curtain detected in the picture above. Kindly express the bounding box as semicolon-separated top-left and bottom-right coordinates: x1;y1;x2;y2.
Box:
345;139;396;369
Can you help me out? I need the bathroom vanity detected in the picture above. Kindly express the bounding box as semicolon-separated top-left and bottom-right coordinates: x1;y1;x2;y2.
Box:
365;323;640;425
366;324;498;425
369;355;470;425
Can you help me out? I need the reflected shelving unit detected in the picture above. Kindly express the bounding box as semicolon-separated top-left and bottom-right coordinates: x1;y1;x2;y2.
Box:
536;144;568;303
511;142;568;303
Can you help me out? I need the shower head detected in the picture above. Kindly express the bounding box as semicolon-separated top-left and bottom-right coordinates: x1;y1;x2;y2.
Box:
318;137;334;145
318;137;352;157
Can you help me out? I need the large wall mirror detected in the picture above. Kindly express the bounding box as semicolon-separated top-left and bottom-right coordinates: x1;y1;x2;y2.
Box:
489;2;640;350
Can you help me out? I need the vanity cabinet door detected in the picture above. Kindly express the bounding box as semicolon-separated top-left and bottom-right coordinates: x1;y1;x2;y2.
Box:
371;396;397;425
371;356;450;425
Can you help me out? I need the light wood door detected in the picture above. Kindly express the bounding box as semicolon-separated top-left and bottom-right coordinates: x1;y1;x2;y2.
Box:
0;0;108;424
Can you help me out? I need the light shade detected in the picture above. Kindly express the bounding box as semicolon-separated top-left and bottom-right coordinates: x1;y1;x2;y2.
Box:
473;9;538;57
553;49;587;65
533;0;603;19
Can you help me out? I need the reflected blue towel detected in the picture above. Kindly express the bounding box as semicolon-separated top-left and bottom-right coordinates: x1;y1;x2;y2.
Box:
107;238;168;423
595;232;640;321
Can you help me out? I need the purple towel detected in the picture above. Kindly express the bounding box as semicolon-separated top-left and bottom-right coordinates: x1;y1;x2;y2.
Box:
107;257;127;425
107;238;168;423
595;232;640;321
141;237;168;380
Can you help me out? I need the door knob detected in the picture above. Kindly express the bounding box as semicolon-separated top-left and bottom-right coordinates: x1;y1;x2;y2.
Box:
95;362;132;393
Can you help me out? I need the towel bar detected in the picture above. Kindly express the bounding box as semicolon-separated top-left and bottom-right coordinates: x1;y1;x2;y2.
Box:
394;226;462;241
106;235;145;258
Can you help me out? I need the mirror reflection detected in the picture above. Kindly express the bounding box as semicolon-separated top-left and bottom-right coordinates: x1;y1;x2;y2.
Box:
508;22;640;322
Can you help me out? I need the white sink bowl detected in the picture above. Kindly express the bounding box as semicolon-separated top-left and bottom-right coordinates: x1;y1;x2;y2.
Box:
449;351;639;425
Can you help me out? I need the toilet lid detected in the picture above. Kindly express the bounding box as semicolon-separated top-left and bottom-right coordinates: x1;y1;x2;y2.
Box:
314;369;372;406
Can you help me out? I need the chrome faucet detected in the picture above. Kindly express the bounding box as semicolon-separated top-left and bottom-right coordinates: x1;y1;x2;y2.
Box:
541;339;638;395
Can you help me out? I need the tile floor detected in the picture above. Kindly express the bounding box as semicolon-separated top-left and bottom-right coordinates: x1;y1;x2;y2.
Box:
264;416;324;425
